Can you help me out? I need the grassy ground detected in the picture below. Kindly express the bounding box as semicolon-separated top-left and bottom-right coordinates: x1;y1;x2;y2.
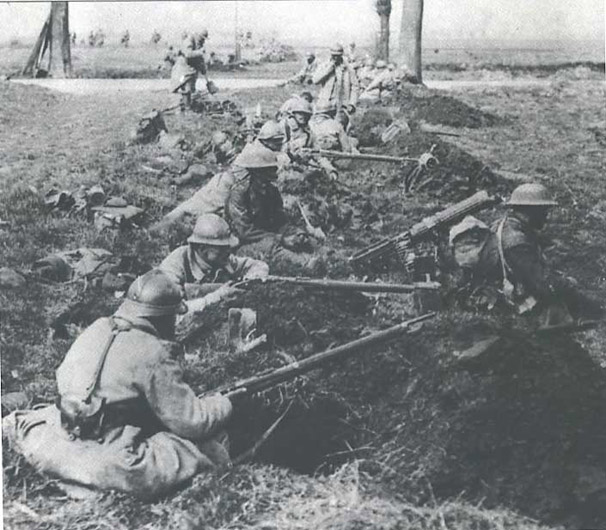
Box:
1;72;605;529
2;42;604;80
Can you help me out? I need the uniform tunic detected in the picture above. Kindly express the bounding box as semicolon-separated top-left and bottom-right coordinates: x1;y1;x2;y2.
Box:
225;166;287;244
5;314;232;499
312;61;359;110
159;245;269;289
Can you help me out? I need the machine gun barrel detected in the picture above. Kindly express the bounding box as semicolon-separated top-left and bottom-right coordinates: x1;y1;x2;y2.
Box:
216;313;436;397
237;276;440;293
350;190;501;265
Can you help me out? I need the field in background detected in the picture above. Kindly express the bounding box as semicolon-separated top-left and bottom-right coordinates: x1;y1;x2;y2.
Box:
1;40;604;80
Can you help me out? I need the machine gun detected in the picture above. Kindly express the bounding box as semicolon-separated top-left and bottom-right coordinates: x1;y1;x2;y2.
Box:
234;275;441;294
211;312;435;398
300;147;439;192
350;190;501;268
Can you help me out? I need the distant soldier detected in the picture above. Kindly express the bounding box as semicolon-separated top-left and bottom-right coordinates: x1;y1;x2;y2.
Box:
171;29;212;111
360;60;399;101
159;214;268;300
312;43;359;128
120;30;130;48
357;56;376;87
287;52;317;85
3;269;234;499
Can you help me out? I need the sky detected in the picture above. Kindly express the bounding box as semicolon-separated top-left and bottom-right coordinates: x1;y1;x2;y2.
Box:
1;0;604;47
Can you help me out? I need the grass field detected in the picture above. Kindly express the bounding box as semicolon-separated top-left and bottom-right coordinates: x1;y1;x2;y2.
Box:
1;48;606;529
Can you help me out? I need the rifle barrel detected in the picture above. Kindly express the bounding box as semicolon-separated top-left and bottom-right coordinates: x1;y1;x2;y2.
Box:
221;313;436;396
256;276;439;293
307;149;417;164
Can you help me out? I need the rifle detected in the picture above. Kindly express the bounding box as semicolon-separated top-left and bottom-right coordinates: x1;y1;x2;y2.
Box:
350;190;501;267
300;148;437;167
235;275;441;294
300;147;439;192
211;312;435;397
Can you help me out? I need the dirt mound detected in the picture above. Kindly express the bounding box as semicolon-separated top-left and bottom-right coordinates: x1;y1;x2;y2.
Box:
359;87;504;129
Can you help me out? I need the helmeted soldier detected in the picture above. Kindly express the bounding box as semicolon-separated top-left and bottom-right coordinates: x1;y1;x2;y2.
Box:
171;29;212;111
287;51;317;85
312;43;360;127
280;97;313;152
159;213;268;300
3;269;234;499
225;141;287;245
472;183;602;324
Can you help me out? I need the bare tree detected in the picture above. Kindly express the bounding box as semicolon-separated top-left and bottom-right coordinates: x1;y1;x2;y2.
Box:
375;0;391;61
399;0;423;83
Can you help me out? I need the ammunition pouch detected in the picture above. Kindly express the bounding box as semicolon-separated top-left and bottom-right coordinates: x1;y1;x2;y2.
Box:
57;394;107;441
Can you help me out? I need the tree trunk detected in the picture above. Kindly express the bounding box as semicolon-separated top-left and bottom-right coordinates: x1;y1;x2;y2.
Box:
378;14;390;61
399;0;423;83
48;2;72;78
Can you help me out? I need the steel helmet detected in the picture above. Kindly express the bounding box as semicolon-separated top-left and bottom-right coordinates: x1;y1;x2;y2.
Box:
116;269;187;319
507;183;558;207
289;98;313;115
188;214;239;247
233;142;279;168
330;43;344;55
257;120;286;142
375;60;387;69
199;28;209;39
314;101;337;114
306;52;316;59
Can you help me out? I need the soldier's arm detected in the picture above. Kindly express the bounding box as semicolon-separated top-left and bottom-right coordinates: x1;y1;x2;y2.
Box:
230;254;269;280
506;244;553;300
144;354;233;440
158;248;188;289
312;61;335;85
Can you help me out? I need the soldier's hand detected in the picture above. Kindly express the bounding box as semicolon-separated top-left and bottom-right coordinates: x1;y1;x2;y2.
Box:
221;285;246;303
346;104;356;115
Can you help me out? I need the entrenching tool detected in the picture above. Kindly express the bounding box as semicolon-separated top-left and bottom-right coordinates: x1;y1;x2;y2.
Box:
350;190;501;269
295;199;326;241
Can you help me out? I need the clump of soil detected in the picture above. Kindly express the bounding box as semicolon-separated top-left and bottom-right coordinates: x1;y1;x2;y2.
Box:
358;87;504;129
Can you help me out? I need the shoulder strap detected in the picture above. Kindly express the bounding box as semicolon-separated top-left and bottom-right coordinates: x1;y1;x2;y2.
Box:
82;317;129;403
496;217;512;283
183;252;194;283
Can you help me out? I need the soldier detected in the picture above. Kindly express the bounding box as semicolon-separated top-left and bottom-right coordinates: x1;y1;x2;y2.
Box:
280;97;313;152
287;52;317;85
312;43;359;129
2;269;234;500
159;214;269;300
310;102;355;153
171;29;212;111
474;183;602;325
361;60;399;101
277;91;313;120
225;141;287;245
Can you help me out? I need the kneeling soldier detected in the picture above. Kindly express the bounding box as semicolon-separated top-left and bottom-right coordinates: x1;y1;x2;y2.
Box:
3;269;234;499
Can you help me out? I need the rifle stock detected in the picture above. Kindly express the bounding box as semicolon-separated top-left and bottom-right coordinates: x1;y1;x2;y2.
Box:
213;312;435;397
